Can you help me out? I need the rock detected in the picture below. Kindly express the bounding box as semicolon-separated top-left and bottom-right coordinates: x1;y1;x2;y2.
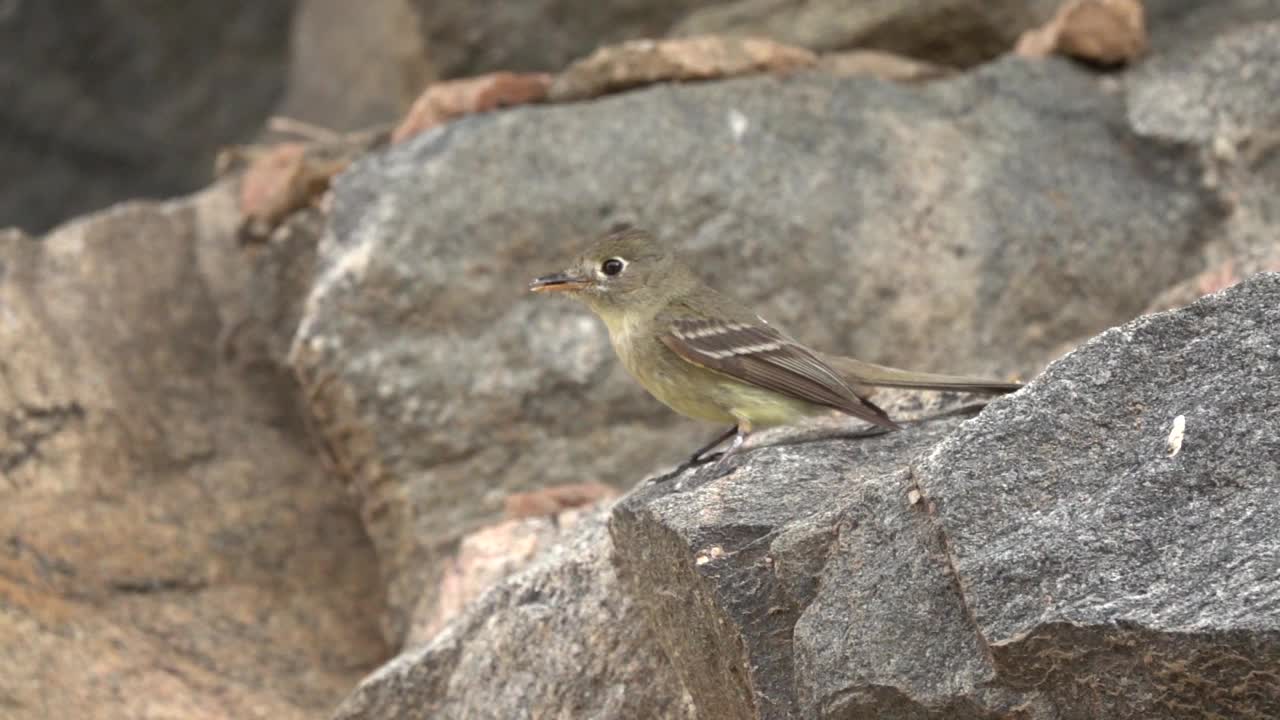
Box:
214;128;393;367
219;206;330;371
1016;0;1147;65
406;0;724;78
610;273;1280;718
1128;18;1280;144
548;36;817;102
0;1;295;233
502;481;621;519
670;0;1054;68
791;463;1046;720
232;142;348;242
0;186;387;719
293;56;1219;642
912;272;1280;718
221;128;388;242
1125;12;1280;314
275;0;436;132
817;49;955;82
405;503;615;645
1144;242;1280;314
611;415;1047;719
332;508;696;720
392;72;553;144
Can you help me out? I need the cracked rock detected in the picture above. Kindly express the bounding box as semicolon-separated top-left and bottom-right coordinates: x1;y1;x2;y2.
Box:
913;272;1280;718
611;417;1048;719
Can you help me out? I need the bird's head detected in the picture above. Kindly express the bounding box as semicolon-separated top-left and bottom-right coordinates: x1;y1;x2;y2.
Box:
530;226;685;315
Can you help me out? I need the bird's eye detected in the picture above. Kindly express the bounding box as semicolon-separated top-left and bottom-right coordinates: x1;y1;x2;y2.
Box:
601;258;625;276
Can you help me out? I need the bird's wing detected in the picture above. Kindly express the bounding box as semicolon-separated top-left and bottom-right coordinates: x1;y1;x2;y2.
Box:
660;317;899;429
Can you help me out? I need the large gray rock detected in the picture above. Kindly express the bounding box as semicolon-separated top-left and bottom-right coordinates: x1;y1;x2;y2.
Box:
332;508;695;720
913;272;1280;718
292;56;1221;642
0;1;295;233
611;272;1280;719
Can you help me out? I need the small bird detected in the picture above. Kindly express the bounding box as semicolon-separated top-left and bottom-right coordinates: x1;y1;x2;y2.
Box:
530;226;1021;473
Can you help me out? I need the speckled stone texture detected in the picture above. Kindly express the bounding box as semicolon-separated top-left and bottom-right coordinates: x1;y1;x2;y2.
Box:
914;272;1280;719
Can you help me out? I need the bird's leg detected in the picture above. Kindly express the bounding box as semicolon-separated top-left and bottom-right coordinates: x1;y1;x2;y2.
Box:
648;425;738;484
689;425;739;464
709;420;752;477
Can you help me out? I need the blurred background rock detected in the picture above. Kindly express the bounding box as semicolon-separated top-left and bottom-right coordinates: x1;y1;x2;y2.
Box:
0;0;295;233
2;0;1079;234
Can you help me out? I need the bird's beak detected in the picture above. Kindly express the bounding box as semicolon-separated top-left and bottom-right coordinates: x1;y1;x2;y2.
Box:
530;271;590;293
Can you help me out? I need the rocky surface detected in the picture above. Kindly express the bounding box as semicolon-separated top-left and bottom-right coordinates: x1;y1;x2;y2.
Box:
0;1;295;233
293;55;1217;643
6;3;1280;719
0;185;387;719
915;272;1280;718
611;416;1031;720
333;508;696;720
612;273;1280;719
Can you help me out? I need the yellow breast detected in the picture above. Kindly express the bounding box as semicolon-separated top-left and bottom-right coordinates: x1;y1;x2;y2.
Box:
602;312;822;428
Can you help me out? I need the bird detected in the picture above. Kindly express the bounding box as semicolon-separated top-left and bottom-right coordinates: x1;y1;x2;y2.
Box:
529;225;1021;475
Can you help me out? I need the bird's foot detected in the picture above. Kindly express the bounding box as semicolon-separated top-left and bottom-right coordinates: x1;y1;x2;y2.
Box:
648;426;736;484
701;428;747;479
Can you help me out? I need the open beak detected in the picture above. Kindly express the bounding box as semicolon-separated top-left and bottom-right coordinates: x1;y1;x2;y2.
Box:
529;271;590;293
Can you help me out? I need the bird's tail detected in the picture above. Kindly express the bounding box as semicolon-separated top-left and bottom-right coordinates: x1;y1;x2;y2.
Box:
821;353;1023;395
